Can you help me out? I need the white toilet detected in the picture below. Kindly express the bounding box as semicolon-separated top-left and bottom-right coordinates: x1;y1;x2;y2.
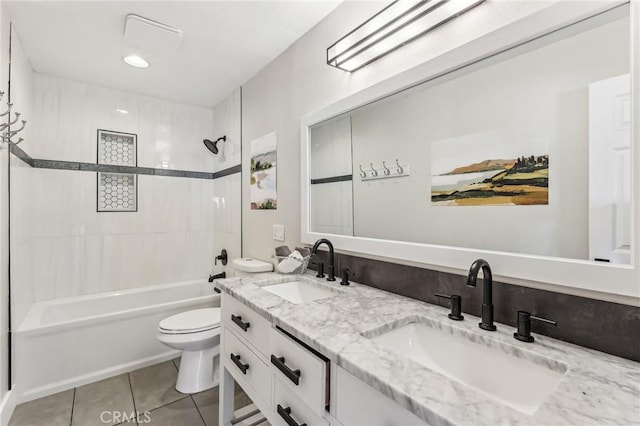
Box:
157;259;272;394
157;307;221;394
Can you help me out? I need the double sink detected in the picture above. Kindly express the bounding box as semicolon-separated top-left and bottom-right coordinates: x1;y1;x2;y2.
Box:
256;277;567;416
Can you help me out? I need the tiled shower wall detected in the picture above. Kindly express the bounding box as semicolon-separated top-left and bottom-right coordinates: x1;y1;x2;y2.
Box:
309;251;640;362
211;89;242;276
9;75;242;328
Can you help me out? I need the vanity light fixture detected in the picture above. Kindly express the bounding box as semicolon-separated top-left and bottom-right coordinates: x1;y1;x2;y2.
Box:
123;55;150;68
327;0;486;72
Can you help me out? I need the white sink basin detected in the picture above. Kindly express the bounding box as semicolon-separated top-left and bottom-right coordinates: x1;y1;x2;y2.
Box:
370;322;567;415
260;280;340;304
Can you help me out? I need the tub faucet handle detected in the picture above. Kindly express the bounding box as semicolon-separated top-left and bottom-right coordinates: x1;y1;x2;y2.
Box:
215;249;228;266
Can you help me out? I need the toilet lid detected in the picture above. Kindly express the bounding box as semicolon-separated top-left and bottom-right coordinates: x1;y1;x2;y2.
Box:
159;308;221;334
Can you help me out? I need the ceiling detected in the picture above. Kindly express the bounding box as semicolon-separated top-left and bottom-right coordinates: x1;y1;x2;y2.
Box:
4;1;342;108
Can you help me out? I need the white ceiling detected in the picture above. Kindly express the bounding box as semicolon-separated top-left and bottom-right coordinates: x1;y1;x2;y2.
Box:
4;1;342;108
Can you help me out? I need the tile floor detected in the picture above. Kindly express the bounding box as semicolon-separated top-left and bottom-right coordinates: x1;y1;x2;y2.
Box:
9;359;252;426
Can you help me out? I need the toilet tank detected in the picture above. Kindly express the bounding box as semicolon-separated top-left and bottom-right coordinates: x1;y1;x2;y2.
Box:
232;258;273;277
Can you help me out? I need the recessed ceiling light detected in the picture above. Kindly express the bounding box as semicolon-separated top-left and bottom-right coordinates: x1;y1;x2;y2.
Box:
116;108;129;114
123;55;149;68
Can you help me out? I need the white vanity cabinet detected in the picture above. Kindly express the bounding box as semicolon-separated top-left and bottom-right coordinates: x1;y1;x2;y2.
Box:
220;293;273;425
220;293;333;426
220;292;429;426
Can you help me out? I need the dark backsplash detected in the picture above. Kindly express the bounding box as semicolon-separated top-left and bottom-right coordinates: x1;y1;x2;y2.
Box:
309;251;640;362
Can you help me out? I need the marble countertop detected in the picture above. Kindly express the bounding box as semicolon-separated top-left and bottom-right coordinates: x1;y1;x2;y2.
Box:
216;272;640;426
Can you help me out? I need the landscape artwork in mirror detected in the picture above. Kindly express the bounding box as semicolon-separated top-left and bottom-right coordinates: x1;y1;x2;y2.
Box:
430;133;549;206
250;131;278;210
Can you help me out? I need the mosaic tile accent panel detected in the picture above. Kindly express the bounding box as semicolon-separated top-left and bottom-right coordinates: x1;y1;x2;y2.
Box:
98;130;137;166
98;172;137;212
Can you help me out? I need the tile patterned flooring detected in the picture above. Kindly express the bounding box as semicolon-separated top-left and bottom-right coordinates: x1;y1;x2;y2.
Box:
9;359;252;426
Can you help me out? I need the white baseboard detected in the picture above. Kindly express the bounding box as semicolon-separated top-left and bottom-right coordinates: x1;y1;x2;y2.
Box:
0;389;17;426
17;350;180;404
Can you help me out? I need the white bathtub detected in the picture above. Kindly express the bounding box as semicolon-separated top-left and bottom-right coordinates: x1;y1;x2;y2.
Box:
15;279;219;402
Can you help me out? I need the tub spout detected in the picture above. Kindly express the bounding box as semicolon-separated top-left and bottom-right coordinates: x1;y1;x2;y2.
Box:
208;272;226;282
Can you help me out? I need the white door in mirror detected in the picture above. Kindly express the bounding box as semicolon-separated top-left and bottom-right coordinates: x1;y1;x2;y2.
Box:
589;74;631;264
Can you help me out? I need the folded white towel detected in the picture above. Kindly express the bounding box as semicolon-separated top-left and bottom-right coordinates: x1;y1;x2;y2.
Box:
277;250;304;273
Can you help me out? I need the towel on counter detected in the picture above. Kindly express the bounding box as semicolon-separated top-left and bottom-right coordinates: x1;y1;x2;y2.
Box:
277;250;305;273
295;247;311;258
275;245;292;257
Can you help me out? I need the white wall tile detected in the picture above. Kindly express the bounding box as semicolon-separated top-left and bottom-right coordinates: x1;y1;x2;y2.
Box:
32;74;215;172
17;170;217;304
9;240;33;326
211;88;242;171
213;173;241;273
9;73;242;329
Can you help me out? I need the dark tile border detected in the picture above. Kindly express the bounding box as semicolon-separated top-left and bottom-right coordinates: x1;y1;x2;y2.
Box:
9;146;241;181
308;251;640;362
213;164;242;179
310;174;353;185
9;144;34;167
32;159;80;170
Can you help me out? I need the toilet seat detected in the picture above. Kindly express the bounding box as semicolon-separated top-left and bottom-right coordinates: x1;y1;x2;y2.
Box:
159;308;221;334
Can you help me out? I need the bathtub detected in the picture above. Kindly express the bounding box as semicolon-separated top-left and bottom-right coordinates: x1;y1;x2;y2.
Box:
15;279;219;402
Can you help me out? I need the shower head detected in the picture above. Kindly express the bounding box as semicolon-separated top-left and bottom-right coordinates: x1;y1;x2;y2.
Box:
203;136;226;155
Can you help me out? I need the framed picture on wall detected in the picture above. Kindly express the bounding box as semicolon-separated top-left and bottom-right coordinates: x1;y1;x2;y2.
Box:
250;131;277;210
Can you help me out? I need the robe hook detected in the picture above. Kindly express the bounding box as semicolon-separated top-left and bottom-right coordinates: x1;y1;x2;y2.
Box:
382;161;391;176
395;159;404;174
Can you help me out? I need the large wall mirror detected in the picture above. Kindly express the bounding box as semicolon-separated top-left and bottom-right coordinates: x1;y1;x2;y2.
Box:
302;1;639;299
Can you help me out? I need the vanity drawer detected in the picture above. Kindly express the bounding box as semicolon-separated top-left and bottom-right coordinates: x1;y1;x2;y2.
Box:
222;293;271;358
273;377;328;426
269;327;329;418
224;328;271;404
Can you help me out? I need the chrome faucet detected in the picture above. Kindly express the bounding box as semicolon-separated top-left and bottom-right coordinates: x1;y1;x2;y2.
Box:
466;259;496;331
311;238;336;281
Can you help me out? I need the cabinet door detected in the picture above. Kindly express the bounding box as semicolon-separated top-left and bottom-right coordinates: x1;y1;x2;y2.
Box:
335;367;430;426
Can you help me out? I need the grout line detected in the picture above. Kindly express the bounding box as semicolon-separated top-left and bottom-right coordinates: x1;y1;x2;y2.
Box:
145;395;191;415
69;388;76;426
190;394;207;426
126;373;139;426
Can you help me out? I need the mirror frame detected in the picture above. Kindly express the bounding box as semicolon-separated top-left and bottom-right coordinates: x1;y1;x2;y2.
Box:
301;0;639;300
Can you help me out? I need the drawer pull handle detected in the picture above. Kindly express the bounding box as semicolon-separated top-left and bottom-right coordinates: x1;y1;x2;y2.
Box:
277;404;307;426
231;314;250;331
271;355;301;385
230;353;249;374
